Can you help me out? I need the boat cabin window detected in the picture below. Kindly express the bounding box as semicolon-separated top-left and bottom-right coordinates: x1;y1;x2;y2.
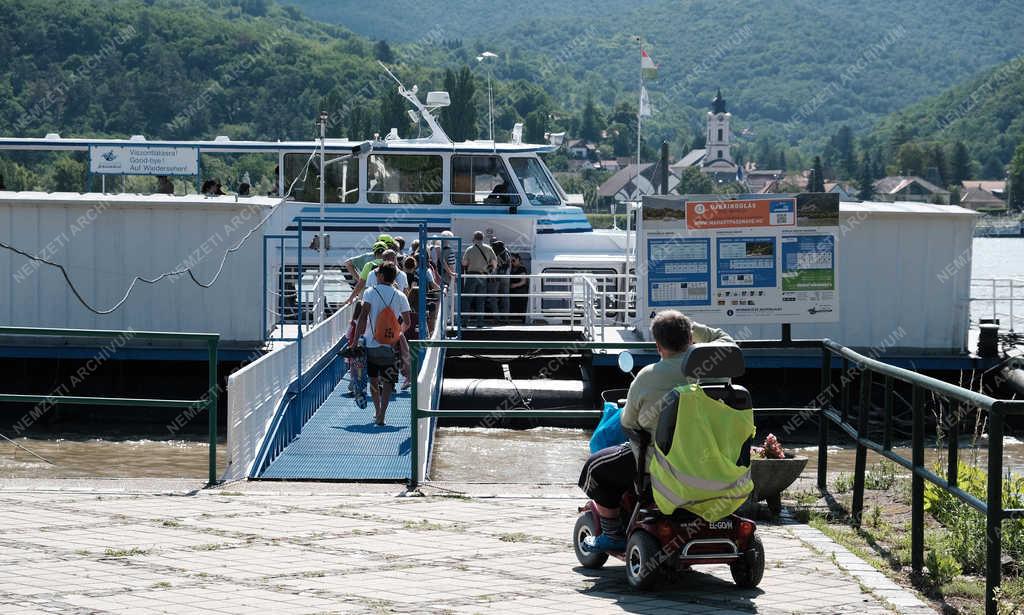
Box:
367;154;443;204
450;155;520;205
509;157;561;206
283;153;358;203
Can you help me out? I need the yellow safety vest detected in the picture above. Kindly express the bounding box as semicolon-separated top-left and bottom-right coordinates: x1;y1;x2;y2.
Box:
648;384;756;522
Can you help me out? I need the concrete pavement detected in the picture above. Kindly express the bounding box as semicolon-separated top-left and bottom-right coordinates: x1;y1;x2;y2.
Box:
0;479;935;614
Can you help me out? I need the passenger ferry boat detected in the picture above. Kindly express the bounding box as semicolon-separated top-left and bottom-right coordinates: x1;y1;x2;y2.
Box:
0;75;630;323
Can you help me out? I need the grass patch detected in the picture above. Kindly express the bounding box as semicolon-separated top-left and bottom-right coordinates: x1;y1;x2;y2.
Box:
790;489;821;506
811;462;1024;615
151;581;172;589
833;472;853;494
193;543;224;551
498;532;530;543
864;461;898;490
104;547;149;557
160;519;181;527
402;519;446;531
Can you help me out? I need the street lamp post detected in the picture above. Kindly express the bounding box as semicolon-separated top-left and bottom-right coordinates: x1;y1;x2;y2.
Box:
318;110;328;278
476;51;498;142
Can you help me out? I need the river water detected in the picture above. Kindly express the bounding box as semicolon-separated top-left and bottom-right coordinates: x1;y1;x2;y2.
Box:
1;238;1021;481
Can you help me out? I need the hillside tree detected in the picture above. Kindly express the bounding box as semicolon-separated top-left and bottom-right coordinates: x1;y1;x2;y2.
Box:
580;94;601;141
857;153;874;201
897;142;926;176
1009;142;1024;211
524;110;547;144
440;67;478;141
950;141;970;185
374;40;394;63
808;156;825;192
675;166;714;195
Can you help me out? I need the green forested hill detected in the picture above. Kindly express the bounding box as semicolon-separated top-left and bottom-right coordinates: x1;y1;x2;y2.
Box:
284;0;1024;154
870;56;1024;178
0;0;392;140
1;0;1021;192
0;0;466;189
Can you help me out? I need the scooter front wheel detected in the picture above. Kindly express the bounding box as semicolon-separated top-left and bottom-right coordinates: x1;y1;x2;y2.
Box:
572;513;608;569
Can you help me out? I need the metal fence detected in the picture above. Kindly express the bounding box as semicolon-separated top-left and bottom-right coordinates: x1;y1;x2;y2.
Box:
0;326;220;485
816;338;1023;615
971;277;1024;332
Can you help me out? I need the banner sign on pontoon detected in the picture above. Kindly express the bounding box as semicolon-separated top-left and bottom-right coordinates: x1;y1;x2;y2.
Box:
89;145;199;176
638;193;840;326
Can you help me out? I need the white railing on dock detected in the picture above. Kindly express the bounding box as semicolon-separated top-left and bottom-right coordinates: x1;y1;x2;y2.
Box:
224;302;353;481
970;277;1024;332
459;272;634;327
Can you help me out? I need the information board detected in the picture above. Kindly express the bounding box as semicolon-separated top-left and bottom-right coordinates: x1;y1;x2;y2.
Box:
89;145;199;176
638;193;840;327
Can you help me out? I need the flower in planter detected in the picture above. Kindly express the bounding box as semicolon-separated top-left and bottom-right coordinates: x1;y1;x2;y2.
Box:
752;433;785;459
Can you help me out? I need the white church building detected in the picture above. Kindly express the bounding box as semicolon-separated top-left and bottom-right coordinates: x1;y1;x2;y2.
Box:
670;89;741;182
597;89;744;202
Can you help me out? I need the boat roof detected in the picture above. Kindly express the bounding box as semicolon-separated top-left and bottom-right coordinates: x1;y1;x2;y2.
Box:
0;190;279;208
0;135;557;155
842;201;981;217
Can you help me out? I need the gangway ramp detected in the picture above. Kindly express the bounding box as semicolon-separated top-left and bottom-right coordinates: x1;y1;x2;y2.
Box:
259;376;412;481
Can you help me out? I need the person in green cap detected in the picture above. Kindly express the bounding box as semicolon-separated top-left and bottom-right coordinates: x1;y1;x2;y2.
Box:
345;242;384;287
377;234;397;250
342;242;388;306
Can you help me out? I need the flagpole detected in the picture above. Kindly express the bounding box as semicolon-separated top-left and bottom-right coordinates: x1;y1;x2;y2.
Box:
636;36;642;194
629;36;643;330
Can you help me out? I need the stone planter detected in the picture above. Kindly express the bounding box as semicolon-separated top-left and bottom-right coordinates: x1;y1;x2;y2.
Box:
749;455;809;515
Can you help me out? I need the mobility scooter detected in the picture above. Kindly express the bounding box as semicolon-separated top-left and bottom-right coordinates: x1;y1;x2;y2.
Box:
573;343;765;590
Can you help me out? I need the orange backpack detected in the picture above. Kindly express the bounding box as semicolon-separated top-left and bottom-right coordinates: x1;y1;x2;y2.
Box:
371;287;402;345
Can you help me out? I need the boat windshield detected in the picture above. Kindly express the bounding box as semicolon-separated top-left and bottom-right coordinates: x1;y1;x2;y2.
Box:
509;157;561;207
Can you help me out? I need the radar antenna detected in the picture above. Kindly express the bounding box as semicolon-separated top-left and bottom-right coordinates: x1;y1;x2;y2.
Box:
378;61;452;144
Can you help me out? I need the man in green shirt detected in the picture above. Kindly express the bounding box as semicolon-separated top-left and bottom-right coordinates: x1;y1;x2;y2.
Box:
579;310;732;554
341;242;387;307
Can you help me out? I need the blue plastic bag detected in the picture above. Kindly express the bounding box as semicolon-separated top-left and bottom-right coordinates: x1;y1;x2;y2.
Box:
589;401;628;453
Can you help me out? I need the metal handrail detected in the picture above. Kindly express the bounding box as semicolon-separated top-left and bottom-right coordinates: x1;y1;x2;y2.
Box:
816;338;1023;615
0;326;220;486
970;277;1023;331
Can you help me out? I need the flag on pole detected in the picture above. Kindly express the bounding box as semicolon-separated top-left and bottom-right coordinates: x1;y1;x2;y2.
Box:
641;48;658;79
639;85;653;118
641;49;657;70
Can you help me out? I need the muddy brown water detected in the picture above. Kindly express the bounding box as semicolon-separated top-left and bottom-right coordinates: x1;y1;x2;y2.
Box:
0;437;227;479
2;428;1022;483
429;427;1024;484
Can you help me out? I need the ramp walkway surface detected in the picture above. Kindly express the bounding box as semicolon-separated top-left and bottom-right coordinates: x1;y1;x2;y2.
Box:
260;372;411;481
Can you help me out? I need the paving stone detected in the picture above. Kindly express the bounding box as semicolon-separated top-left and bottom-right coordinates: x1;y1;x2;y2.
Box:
0;484;936;614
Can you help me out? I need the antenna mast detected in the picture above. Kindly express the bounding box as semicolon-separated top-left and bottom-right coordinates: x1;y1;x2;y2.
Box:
378;61;452;144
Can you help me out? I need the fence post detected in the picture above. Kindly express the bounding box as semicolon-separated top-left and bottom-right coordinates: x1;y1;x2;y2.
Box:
409;345;420;490
207;337;219;486
818;347;831;491
841;358;851;424
883;375;893;451
985;402;1005;615
911;384;924;575
947;410;959;488
852;368;871;527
